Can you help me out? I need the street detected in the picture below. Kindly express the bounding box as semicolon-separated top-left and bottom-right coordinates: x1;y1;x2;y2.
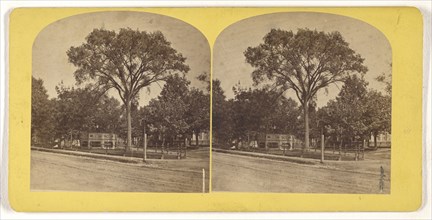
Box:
212;152;390;193
31;150;209;192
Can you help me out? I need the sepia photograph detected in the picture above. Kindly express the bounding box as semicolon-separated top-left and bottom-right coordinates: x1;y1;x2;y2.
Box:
31;11;210;192
212;12;392;193
5;5;426;214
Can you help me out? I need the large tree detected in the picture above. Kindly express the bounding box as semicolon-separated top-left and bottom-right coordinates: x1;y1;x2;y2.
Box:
67;28;189;150
244;28;367;152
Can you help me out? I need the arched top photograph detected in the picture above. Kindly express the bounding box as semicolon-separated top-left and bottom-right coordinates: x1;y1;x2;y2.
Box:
31;11;210;193
212;12;392;194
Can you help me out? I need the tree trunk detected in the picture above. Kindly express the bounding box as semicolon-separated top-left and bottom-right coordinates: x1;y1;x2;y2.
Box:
195;131;199;147
373;132;378;150
344;139;348;156
161;137;165;159
126;100;132;151
333;142;335;154
314;138;317;152
354;137;358;161
362;138;366;160
302;102;310;157
177;143;180;160
184;137;188;158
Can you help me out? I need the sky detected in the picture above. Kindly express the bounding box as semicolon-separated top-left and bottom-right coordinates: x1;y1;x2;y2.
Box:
214;12;392;108
33;11;210;107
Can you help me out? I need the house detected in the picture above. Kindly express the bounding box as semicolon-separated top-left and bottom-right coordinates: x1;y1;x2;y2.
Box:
369;132;391;148
257;133;296;150
191;131;210;146
80;132;117;149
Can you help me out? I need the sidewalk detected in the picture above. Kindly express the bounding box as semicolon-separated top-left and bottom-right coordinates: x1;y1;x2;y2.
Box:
31;147;144;164
31;147;209;174
212;148;318;165
213;148;390;176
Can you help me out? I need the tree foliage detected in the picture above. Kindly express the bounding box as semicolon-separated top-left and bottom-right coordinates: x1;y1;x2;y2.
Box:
318;75;391;150
146;75;190;139
212;79;235;144
364;90;391;148
53;83;122;141
376;63;392;95
31;77;55;146
186;88;210;144
212;81;301;146
67;28;189;149
244;28;368;151
231;85;300;139
324;76;369;139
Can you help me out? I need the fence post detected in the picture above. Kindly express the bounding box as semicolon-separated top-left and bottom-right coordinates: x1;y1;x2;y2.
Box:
143;133;147;162
202;168;206;193
321;134;325;163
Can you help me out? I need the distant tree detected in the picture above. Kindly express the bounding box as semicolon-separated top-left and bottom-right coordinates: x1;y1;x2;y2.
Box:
231;85;300;139
370;63;392;148
54;85;95;143
146;75;190;156
31;77;55;146
212;79;235;145
244;28;368;154
364;90;391;149
67;28;190;150
376;63;392;95
186;88;210;146
53;84;122;144
265;96;300;135
231;86;270;139
184;72;210;146
197;72;211;92
159;75;191;136
90;96;123;134
335;75;369;139
143;100;167;148
318;75;369;158
318;100;345;157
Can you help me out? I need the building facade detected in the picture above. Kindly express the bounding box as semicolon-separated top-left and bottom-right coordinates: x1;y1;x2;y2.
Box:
191;131;210;146
257;133;295;150
369;132;391;148
80;132;117;149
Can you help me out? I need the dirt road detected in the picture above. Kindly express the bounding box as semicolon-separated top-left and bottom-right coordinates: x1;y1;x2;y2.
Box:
212;152;390;193
31;150;208;192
